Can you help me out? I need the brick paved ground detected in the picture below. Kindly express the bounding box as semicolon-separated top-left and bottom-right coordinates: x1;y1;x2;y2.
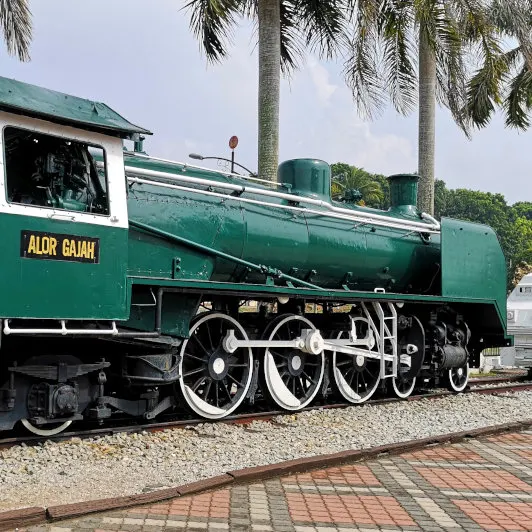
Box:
19;429;532;531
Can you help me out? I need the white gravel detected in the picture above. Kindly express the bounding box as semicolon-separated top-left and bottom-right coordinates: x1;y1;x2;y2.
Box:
1;391;532;511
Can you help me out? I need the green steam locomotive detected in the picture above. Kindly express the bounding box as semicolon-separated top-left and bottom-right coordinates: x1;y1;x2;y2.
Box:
0;77;510;436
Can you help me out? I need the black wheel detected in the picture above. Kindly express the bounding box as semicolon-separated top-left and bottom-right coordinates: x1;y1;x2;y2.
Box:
177;312;253;419
261;314;325;411
19;354;90;436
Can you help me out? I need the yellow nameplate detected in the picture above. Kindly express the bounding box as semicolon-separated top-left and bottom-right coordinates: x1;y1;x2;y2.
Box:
20;230;100;264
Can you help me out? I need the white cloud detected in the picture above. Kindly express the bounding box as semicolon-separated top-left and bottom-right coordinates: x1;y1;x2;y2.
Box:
307;57;337;106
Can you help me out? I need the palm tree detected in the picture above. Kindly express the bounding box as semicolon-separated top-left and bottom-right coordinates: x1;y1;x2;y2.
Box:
465;0;532;131
0;0;32;61
343;0;531;216
330;162;384;207
184;0;349;181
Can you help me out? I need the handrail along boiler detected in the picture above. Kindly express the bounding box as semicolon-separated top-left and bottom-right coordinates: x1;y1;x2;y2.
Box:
0;77;510;435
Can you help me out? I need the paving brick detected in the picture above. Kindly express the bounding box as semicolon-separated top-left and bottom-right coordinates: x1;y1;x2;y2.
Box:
18;427;532;531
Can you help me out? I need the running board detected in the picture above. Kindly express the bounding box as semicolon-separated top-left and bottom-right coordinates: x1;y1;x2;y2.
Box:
3;319;119;336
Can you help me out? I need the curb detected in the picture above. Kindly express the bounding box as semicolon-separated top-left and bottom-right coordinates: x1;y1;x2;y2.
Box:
1;419;531;530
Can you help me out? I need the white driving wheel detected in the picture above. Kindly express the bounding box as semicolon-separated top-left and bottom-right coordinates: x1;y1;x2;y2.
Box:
392;376;416;399
177;312;254;419
261;314;325;411
332;317;381;404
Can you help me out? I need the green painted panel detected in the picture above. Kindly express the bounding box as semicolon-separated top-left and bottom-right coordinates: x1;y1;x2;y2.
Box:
127;182;221;280
441;217;507;327
0;213;129;319
126;291;200;337
0;77;151;138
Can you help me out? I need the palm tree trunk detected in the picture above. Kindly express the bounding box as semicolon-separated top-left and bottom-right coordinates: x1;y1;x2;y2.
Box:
258;0;281;181
417;27;436;215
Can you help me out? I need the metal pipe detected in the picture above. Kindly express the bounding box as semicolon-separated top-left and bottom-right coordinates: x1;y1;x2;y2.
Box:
129;219;324;290
125;165;440;232
123;154;287;188
127;177;439;234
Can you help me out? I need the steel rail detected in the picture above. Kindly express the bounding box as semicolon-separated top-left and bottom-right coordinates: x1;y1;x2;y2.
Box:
0;377;529;449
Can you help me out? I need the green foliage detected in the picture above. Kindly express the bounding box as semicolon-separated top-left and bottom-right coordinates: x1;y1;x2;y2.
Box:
330;162;387;208
510;202;532;221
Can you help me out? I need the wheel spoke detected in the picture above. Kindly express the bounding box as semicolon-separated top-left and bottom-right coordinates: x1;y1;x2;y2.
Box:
222;381;233;401
185;353;208;363
203;378;213;399
205;321;214;350
191;334;210;356
226;373;244;388
183;367;205;378
302;370;317;385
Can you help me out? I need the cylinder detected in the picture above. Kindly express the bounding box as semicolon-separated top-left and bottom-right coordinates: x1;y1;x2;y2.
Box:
440;345;468;369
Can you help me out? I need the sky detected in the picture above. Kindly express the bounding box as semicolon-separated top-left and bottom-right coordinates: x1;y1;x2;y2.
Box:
1;0;530;204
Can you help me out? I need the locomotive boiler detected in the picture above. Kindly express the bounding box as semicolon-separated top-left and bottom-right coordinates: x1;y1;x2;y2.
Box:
0;76;511;435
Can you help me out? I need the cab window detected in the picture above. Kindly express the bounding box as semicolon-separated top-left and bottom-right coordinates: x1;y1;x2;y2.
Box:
3;126;109;215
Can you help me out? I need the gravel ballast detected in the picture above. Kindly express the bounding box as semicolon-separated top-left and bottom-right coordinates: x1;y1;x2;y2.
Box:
1;391;531;511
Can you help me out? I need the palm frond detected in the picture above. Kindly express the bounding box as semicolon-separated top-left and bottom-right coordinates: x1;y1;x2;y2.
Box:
380;0;417;115
184;0;242;62
0;0;31;61
488;0;532;68
464;49;507;129
434;2;469;133
343;0;387;119
280;0;303;73
504;64;532;130
293;0;347;60
461;2;507;130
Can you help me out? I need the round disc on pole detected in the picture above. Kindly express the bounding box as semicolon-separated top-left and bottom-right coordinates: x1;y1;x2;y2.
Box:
229;136;239;150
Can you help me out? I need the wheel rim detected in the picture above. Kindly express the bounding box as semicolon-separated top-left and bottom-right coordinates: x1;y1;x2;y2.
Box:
178;312;253;419
262;315;324;411
392;376;416;399
448;363;469;392
21;419;72;436
332;318;381;404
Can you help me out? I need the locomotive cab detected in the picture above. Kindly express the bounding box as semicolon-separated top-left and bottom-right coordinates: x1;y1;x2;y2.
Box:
0;77;151;321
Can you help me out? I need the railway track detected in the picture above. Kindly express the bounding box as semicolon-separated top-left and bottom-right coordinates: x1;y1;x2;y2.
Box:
0;374;529;449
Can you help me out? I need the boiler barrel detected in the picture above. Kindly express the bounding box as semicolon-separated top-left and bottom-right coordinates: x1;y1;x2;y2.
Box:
127;157;441;294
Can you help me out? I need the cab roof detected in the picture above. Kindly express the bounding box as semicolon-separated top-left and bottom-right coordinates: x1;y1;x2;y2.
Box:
0;76;152;139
